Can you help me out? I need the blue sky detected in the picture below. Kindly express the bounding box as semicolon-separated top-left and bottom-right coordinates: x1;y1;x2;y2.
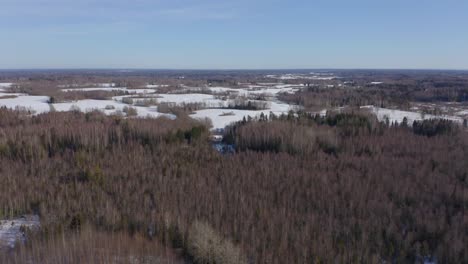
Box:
0;0;467;69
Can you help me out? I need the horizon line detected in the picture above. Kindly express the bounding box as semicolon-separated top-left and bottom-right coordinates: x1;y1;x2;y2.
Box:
1;68;468;72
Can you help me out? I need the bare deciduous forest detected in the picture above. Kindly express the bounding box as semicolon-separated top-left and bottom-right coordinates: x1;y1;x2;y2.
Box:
0;100;466;263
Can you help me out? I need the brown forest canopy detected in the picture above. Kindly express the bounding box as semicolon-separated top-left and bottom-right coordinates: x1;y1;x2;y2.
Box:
0;108;467;263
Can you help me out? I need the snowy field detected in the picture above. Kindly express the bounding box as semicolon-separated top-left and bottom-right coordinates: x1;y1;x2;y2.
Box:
0;82;300;129
0;95;51;114
266;73;337;80
58;83;116;88
4;79;468;129
190;101;293;129
3;81;463;131
362;106;464;124
61;87;157;94
53;99;176;119
0;83;13;92
0;215;40;250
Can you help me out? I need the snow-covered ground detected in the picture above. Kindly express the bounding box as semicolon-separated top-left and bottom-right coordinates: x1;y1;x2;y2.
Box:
0;92;22;97
53;99;176;119
146;84;169;88
362;106;463;124
208;87;240;94
0;94;176;119
62;87;156;94
208;84;303;97
1;80;465;132
98;83;115;88
191;102;293;130
0;83;13;91
113;83;303;129
0;82;299;130
0;84;176;118
147;93;222;105
113;93;229;109
58;83;116;88
0;215;40;250
0;95;51;114
266;74;336;80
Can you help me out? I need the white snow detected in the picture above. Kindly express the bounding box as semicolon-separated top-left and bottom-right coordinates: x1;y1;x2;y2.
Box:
209;87;242;94
370;82;383;85
146;84;169;88
191;102;293;130
190;109;266;129
0;83;13;92
256;82;281;86
98;83;115;87
0;95;51;114
208;84;303;97
0;93;175;119
153;93;221;105
114;93;229;108
248;87;301;96
53;99;175;119
1;82;301;129
0;92;22;98
266;74;336;80
58;83;116;88
0;215;40;250
362;106;463;124
61;87;156;94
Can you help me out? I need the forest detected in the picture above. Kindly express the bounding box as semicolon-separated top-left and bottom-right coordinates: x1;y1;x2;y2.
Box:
0;106;466;263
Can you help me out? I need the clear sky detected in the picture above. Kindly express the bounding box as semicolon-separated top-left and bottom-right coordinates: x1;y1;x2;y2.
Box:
0;0;467;69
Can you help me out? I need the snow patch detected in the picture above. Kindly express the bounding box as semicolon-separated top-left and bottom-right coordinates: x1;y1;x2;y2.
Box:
266;74;336;80
0;95;51;114
146;84;169;88
191;102;293;130
62;87;156;94
362;106;463;124
0;83;13;88
0;215;40;250
53;99;175;119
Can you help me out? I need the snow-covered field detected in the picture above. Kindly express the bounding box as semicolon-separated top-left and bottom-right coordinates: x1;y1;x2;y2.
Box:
362;106;464;124
190;101;293;129
182;84;303;97
0;95;51;114
0;83;13;89
0;215;40;250
0;82;299;129
146;84;169;89
144;93;221;105
58;83;116;88
266;73;336;80
53;99;175;119
0;84;174;118
0;81;465;131
62;87;156;94
0;83;14;93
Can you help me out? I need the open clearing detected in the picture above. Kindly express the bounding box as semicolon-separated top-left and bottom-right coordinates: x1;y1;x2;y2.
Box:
0;82;300;129
0;80;466;130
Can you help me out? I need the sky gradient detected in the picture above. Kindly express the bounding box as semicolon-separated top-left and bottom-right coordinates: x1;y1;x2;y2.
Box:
1;0;467;69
